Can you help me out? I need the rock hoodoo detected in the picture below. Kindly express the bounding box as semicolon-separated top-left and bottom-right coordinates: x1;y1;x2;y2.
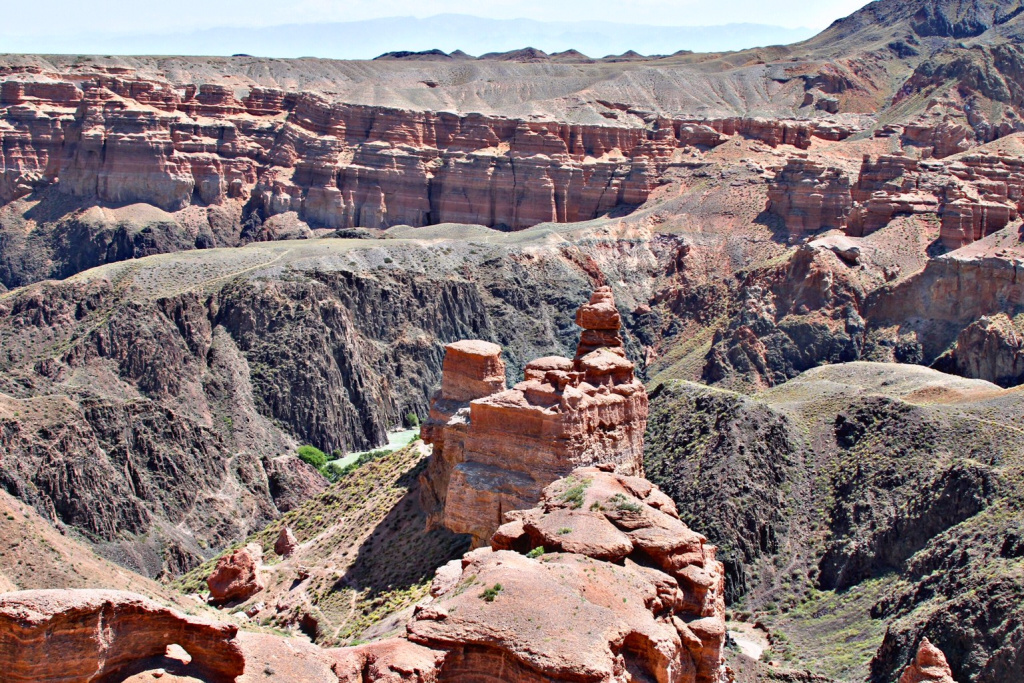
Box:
0;589;245;683
275;526;299;557
421;286;649;546
899;638;958;683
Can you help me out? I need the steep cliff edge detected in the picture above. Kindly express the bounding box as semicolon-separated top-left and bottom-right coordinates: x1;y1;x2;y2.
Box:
0;227;681;576
646;363;1023;682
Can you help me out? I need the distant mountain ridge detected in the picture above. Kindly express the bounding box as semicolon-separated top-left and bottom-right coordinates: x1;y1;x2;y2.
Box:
0;13;816;59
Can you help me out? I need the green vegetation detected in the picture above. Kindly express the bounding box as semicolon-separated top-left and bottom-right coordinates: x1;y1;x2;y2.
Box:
323;449;390;481
608;493;642;513
557;527;573;535
297;445;328;470
560;476;592;509
481;583;504;602
173;444;470;647
527;547;545;559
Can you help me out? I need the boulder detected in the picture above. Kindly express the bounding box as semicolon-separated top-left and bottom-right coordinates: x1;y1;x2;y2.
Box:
207;543;265;605
331;638;445;683
275;526;299;557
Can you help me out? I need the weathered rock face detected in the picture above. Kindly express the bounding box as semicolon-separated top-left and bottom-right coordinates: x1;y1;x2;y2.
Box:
206;543;265;605
767;151;1023;248
332;637;446;683
846;154;943;237
409;546;722;683
869;252;1024;361
702;245;869;390
0;589;245;683
935;313;1024;387
766;157;853;238
422;287;649;545
898;639;958;683
491;467;727;683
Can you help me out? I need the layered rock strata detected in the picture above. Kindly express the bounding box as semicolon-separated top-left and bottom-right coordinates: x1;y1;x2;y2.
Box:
421;287;649;545
766;156;853;238
0;589;245;683
767;151;1023;245
0;70;856;231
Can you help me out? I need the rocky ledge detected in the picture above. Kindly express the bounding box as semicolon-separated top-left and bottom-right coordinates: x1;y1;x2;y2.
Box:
0;589;244;683
767;151;1024;247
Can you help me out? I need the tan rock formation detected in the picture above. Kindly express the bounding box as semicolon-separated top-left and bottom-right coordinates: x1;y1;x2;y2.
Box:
899;638;958;683
206;543;264;605
0;589;244;683
422;287;648;546
766;157;853;238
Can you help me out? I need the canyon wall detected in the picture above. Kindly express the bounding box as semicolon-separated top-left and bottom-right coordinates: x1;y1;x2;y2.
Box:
0;69;859;239
767;151;1024;248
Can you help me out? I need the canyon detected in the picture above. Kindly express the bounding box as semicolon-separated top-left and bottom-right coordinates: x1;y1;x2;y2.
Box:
1;0;1024;680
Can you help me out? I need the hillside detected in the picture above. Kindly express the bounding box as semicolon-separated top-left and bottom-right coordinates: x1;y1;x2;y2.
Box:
646;362;1024;682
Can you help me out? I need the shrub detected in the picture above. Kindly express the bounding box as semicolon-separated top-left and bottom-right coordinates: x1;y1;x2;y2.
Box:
526;547;545;559
481;583;503;602
560;476;591;509
297;445;328;470
405;412;420;428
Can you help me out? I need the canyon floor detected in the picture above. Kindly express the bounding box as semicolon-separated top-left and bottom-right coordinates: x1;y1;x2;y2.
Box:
3;0;1024;681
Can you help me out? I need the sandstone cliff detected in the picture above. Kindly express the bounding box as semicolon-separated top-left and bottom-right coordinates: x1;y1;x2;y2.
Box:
421;287;649;546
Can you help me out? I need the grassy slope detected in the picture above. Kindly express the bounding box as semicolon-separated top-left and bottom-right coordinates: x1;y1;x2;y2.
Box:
175;442;469;646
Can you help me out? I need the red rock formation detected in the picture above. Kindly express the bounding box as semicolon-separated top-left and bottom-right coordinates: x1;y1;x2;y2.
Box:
419;340;507;529
207;543;265;605
492;467;727;683
902;119;972;159
899;639;958;683
846;154;940;236
766;157;853;238
939;153;1024;248
802;152;1024;246
422;287;648;546
408;549;698;683
0;589;245;683
332;637;446;683
0;69;861;231
275;526;298;557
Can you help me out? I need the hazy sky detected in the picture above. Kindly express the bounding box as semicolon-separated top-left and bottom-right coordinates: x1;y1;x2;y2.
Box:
3;0;872;36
